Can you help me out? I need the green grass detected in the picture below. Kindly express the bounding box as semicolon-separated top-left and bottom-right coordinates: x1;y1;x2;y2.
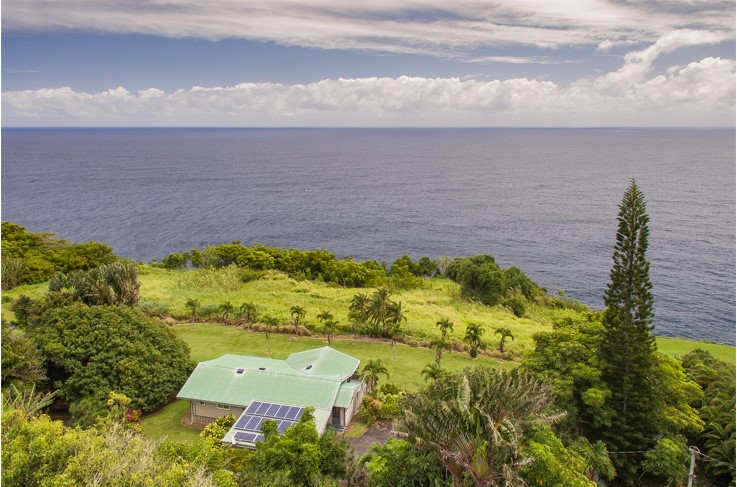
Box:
344;420;369;439
1;282;47;321
141;399;201;443
657;337;735;364
135;266;575;354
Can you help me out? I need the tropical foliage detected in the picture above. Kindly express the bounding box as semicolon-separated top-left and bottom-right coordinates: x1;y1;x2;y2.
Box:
19;303;193;418
400;366;594;486
1;222;117;289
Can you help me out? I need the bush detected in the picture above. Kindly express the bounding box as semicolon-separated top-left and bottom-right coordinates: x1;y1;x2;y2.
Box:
139;300;171;318
28;303;193;415
503;295;527;318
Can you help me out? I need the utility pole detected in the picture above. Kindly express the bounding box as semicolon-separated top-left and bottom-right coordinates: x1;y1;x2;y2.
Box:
687;446;699;487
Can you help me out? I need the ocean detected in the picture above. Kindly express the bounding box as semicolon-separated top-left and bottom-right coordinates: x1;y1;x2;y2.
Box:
2;127;734;344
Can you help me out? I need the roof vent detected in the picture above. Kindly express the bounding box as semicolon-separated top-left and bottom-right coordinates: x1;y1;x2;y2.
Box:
305;365;312;370
236;368;244;374
258;367;266;370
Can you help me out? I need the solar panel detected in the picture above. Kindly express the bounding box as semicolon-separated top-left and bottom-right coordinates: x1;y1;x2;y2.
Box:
285;406;304;420
234;431;264;443
234;402;304;441
234;415;251;430
276;404;291;419
277;420;296;434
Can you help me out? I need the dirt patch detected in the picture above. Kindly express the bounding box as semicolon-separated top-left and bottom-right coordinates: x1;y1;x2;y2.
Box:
345;423;395;458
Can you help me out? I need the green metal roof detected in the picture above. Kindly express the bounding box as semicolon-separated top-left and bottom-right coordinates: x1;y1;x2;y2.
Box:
334;380;362;408
177;347;361;411
285;347;360;379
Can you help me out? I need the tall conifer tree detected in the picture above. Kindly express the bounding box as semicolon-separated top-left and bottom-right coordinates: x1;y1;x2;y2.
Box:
599;179;658;481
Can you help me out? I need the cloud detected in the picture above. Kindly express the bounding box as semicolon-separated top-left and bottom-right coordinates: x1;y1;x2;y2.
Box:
3;31;734;127
2;0;734;56
463;56;579;65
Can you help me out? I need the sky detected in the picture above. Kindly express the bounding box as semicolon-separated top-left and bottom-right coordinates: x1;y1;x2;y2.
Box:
1;0;735;127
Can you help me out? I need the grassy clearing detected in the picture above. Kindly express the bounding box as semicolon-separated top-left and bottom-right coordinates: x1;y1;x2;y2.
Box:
141;399;201;443
657;337;735;364
137;266;575;354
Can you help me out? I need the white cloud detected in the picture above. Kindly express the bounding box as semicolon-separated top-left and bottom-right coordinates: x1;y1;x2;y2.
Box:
463;56;578;64
3;31;734;127
2;0;734;55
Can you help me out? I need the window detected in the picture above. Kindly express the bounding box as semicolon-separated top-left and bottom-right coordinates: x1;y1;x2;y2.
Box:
217;404;231;410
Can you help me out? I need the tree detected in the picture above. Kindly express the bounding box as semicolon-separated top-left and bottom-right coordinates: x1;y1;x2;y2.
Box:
362;359;389;394
27;303;193;417
250;408;350;486
367;288;392;337
360;438;445;487
262;316;279;354
400;366;572;487
321;318;337;346
386;301;407;361
290;305;306;336
185;298;200;325
1;320;46;390
464;322;485;358
432;319;455;366
420;363;445;383
597;180;659;480
47;262;140;307
239;302;257;324
436;318;453;341
219;301;234;325
348;292;369;340
494;327;514;353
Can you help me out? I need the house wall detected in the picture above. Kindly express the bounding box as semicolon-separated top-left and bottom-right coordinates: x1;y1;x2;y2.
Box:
342;380;367;426
190;401;244;425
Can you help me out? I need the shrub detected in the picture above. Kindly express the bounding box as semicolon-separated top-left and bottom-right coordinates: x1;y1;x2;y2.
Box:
503;294;527;318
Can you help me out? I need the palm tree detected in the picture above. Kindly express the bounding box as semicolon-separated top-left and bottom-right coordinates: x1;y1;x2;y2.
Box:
494;327;514;353
322;318;337;346
362;359;389;394
436;318;454;341
262;316;279;354
399;367;558;486
386;301;407;361
184;298;200;326
239;302;257;324
219;301;234;325
317;310;336;345
367;288;392;337
290;305;306;336
348;292;369;339
431;337;452;367
421;363;445;383
464;323;485;358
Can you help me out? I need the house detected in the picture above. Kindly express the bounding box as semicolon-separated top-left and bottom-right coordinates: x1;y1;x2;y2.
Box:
177;346;366;448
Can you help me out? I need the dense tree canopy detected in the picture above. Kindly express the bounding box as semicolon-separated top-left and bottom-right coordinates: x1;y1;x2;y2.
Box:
1;222;117;289
25;303;193;416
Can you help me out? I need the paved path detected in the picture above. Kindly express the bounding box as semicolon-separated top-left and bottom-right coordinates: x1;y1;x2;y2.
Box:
346;424;394;458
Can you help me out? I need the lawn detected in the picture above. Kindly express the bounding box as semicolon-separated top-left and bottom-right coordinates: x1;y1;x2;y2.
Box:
657;337;735;364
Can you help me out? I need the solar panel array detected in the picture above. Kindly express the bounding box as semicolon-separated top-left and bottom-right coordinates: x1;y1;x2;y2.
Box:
232;401;305;444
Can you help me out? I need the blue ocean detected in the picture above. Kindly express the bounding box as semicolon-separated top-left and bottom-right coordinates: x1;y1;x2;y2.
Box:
2;128;734;344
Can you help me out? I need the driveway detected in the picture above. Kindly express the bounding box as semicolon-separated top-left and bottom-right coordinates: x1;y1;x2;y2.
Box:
345;423;395;458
